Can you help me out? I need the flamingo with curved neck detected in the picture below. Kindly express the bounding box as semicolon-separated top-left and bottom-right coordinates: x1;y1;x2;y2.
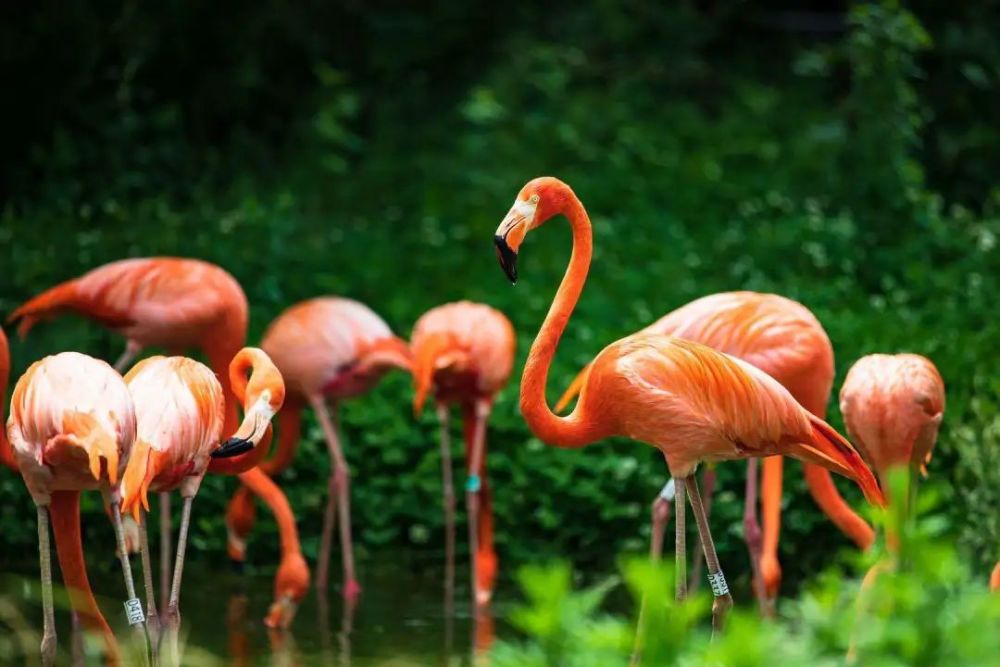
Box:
493;177;884;631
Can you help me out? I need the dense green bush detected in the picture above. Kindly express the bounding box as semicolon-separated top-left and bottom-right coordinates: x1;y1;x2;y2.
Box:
492;487;1000;666
0;1;996;599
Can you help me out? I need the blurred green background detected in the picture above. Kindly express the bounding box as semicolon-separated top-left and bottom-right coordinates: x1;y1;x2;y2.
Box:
0;0;997;605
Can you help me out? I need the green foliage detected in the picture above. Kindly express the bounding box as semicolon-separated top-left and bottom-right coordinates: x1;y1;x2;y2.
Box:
492;498;1000;666
0;1;996;598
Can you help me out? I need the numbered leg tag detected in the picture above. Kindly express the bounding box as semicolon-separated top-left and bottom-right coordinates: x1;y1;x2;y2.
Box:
124;598;145;626
707;572;730;597
466;474;481;493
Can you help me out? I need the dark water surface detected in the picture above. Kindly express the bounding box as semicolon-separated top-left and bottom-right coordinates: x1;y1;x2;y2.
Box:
0;549;516;666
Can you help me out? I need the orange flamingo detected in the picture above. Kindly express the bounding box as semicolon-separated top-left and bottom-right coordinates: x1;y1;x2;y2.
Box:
555;291;875;608
990;562;999;592
119;348;284;664
840;354;945;492
411;301;516;606
8;257;250;608
492;177;883;631
6;352;148;666
224;297;411;598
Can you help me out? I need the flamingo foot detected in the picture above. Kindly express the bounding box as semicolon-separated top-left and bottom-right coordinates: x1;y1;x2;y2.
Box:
343;579;362;602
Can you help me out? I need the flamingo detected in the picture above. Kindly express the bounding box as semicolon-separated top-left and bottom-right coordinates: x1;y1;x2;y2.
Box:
554;291;875;609
119;348;284;664
224;297;411;598
8;257;250;607
991;562;999;592
411;301;515;606
1;326;13;471
492;176;883;631
6;352;148;666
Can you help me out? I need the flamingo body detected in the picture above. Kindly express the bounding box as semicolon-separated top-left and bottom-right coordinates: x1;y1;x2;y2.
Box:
120;356;225;517
261;297;410;399
9;352;135;504
840;353;945;477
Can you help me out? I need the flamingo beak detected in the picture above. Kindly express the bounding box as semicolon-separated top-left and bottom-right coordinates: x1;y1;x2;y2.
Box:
494;235;518;284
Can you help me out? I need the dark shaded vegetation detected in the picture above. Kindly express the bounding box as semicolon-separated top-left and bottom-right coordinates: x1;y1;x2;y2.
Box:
0;0;997;610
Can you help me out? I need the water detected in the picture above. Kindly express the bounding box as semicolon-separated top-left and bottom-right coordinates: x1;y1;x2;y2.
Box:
0;550;515;666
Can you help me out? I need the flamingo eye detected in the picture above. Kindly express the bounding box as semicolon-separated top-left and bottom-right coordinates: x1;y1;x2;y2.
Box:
529;194;540;204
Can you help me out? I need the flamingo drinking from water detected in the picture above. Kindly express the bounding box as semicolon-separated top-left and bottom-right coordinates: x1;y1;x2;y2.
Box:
411;301;515;606
6;352;148;666
492;176;883;631
224;297;411;599
555;291;875;609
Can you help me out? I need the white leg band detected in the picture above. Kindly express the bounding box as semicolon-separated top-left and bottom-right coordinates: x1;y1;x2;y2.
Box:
124;597;145;625
659;478;676;502
708;571;729;597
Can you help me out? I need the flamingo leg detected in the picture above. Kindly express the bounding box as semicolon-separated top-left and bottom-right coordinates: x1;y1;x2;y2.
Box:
650;479;674;561
464;400;491;606
113;340;143;373
109;498;151;665
684;476;733;636
311;396;359;600
436;403;456;606
36;505;57;667
316;472;338;593
164;495;194;667
688;466;716;592
159;493;171;613
743;458;767;612
70;612;84;667
675;479;687;601
138;510;161;663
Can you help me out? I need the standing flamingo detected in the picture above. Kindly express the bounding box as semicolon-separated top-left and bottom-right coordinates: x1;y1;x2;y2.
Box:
411;301;515;606
119;348;284;664
555;291;875;609
224;297;411;598
8;257;250;607
6;352;148;666
840;354;944;512
492;176;883;630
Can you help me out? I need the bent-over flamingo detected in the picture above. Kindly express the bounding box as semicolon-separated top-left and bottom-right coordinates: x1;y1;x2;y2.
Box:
120;348;284;664
7;352;148;666
492;176;883;631
225;297;411;599
555;291;874;609
411;301;515;606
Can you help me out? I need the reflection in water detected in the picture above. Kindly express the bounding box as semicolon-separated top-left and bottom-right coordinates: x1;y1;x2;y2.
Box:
2;551;514;665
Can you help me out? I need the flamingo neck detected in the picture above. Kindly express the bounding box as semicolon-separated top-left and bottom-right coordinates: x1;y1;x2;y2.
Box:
237;468;301;556
260;399;303;476
520;192;597;448
204;330;244;437
0;333;13;471
49;491;121;661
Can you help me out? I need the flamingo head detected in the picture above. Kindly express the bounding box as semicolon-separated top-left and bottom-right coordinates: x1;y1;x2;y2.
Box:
264;553;310;629
213;348;285;458
494;177;574;284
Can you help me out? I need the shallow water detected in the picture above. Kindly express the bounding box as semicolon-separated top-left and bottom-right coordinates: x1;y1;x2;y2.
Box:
0;549;514;666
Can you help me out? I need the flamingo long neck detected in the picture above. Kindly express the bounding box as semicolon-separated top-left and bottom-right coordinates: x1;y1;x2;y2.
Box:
49;491;121;663
204;328;245;437
237;468;302;557
260;399;303;476
520;193;597;447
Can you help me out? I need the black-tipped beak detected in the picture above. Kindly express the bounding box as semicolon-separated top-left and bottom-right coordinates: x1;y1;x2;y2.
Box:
212;437;254;459
494;235;518;284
